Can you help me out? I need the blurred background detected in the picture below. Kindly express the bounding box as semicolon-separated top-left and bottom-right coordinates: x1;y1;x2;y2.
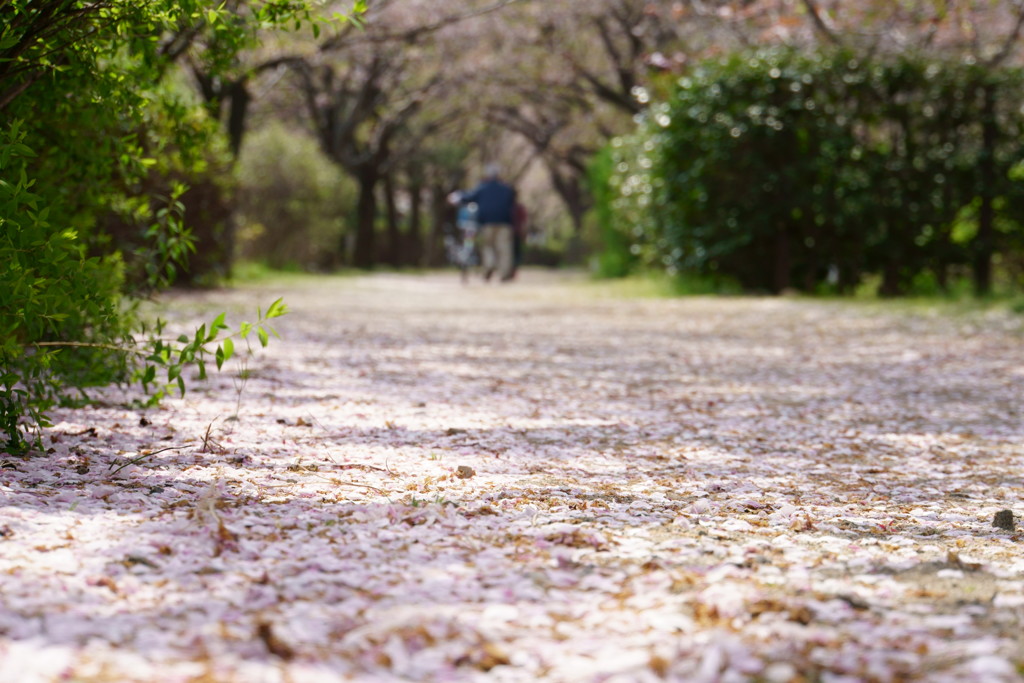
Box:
7;0;1024;297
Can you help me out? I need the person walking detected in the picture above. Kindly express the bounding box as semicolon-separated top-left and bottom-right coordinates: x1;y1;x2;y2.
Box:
449;163;517;282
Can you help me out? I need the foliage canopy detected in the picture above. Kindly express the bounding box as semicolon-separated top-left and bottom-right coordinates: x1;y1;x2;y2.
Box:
600;47;1024;295
0;1;347;451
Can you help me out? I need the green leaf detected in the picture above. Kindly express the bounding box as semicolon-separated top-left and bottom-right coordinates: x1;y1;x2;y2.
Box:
257;327;269;348
0;30;19;52
265;298;288;319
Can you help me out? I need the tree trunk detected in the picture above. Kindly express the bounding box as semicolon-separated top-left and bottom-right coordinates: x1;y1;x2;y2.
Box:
802;224;819;293
352;167;379;269
548;165;591;238
426;186;450;267
408;180;424;266
773;226;791;293
383;171;401;266
974;86;997;297
191;69;250;161
192;69;224;121
880;258;902;297
547;162;592;264
226;79;251;159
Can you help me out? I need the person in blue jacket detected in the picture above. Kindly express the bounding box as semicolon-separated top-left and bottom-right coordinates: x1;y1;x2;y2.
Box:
449;163;517;282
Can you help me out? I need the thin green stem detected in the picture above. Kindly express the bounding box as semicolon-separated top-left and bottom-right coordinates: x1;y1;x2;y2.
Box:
108;444;190;475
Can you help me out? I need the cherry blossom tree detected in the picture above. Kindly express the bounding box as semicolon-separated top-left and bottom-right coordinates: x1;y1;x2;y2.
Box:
256;0;514;267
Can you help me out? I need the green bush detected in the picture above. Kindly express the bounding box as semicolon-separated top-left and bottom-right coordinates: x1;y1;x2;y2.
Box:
586;146;637;278
604;47;1024;295
95;77;234;291
0;2;350;452
0;4;208;451
0;125;288;452
0;125;133;447
606;131;666;274
236;123;355;270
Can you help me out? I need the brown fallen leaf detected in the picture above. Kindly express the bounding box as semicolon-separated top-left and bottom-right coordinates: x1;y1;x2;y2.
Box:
88;575;119;594
649;653;671;677
257;621;295;660
213;519;239;557
454;641;510;671
947;550;982;571
479;642;511;671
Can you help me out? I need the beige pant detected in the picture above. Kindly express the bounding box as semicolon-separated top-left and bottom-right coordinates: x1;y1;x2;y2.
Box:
478;223;514;280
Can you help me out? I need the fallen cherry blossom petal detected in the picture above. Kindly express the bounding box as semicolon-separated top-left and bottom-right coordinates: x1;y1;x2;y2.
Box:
2;272;1024;681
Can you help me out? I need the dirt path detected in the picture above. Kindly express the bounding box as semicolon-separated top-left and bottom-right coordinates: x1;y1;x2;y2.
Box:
3;271;1024;681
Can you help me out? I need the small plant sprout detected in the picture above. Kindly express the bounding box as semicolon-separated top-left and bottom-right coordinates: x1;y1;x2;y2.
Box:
137;298;288;418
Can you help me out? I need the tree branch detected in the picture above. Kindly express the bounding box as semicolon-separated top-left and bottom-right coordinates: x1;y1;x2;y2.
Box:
987;0;1024;67
800;0;842;46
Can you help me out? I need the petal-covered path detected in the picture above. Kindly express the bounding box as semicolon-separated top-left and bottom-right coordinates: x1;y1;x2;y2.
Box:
3;271;1024;682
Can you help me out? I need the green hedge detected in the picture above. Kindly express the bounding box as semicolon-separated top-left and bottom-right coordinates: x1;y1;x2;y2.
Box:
602;48;1024;295
0;2;334;452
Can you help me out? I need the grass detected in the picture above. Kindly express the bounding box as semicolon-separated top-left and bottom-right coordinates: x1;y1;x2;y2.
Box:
227;261;364;290
571;269;742;300
573;268;1024;325
226;263;1024;319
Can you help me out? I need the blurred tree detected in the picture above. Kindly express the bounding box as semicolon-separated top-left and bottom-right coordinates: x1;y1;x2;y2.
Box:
448;0;727;255
736;0;1024;295
235;122;354;269
477;1;665;243
290;47;441;268
271;0;513;268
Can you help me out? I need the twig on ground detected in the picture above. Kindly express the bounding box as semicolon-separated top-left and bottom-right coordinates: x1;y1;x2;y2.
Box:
199;418;223;454
108;445;191;475
300;467;390;495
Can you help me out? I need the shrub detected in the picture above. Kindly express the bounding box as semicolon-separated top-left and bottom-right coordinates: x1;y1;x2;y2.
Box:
0;125;133;448
0;2;351;452
1;125;289;452
586;147;634;277
236;123;355;270
605;47;1024;295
